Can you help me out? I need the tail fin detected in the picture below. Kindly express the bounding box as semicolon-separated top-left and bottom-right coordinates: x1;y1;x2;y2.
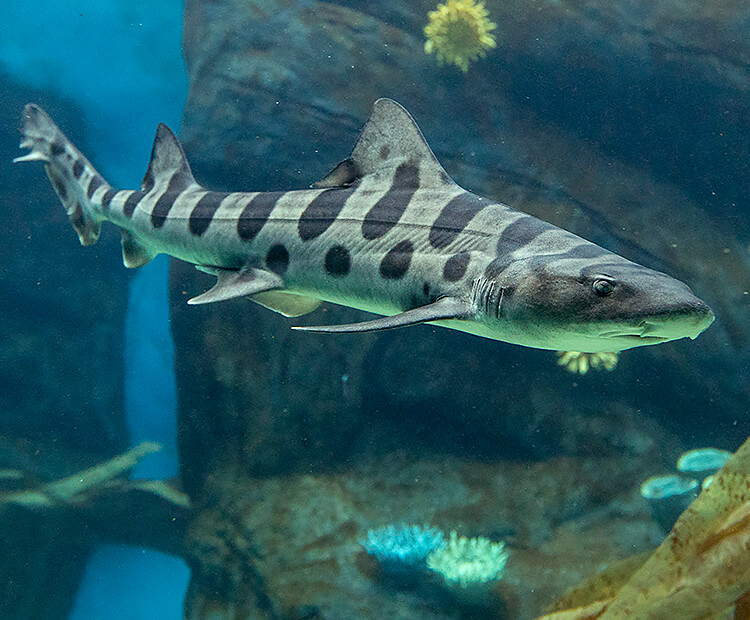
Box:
14;104;110;246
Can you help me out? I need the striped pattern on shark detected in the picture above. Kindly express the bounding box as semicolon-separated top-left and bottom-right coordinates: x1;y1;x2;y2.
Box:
15;99;714;352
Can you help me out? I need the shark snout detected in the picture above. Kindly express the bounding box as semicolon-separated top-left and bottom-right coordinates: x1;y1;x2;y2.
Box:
639;296;715;341
598;294;715;345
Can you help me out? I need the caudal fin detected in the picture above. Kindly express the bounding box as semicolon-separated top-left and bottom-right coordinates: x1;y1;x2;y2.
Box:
15;104;111;246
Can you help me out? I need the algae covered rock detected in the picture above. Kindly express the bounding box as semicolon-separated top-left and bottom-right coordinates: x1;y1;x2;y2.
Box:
540;435;750;619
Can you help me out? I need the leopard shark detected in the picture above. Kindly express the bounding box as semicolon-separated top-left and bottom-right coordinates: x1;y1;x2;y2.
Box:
15;99;714;352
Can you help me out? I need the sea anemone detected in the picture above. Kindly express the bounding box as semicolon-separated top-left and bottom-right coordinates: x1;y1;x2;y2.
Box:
426;531;509;587
424;0;497;72
361;524;446;573
640;474;700;532
676;448;732;477
556;350;619;374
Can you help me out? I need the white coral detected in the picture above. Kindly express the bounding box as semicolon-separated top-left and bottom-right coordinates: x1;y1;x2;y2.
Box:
426;530;509;587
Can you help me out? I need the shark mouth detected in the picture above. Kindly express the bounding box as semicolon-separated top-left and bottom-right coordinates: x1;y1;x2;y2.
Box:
602;333;670;343
598;318;703;343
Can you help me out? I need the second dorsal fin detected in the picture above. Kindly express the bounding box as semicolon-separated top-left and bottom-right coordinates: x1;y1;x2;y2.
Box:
314;99;454;189
140;123;198;192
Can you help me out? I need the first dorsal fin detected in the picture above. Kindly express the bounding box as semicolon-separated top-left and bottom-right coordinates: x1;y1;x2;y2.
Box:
141;123;197;191
313;98;454;189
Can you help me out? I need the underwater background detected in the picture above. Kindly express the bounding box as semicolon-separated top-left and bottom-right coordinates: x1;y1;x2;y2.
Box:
0;0;748;618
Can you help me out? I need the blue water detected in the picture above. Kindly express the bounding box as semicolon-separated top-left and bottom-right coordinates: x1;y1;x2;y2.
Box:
0;1;186;182
125;256;179;481
70;544;190;620
1;2;189;617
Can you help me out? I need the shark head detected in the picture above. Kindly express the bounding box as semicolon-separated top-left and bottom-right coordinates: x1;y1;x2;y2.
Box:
486;253;715;352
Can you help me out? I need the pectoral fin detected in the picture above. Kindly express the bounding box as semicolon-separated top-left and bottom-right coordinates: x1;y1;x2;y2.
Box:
250;291;322;317
293;297;471;333
188;267;283;305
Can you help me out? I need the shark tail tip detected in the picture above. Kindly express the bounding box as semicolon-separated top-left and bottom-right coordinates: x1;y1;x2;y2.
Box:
18;103;108;248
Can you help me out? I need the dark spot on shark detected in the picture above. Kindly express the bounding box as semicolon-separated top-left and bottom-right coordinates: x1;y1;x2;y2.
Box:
87;174;103;199
496;215;550;255
324;245;350;277
141;167;155;193
380;240;413;280
379;145;390;159
123;191;146;218
484;243;609;281
50;141;65;157
429;192;489;249
553;244;611;261
72;159;84;179
362;162;419;240
237;191;284;242
151;193;176;228
189;192;228;237
266;243;289;275
51;175;67;200
484;256;514;280
101;188;117;210
443;251;471;282
423;282;431;297
151;170;194;229
298;188;355;241
70;203;84;228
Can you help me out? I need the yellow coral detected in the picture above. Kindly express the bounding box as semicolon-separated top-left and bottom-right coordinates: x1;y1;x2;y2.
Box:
424;0;497;72
556;351;619;375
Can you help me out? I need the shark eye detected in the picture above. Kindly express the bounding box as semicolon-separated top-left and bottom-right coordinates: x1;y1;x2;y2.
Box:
593;278;615;296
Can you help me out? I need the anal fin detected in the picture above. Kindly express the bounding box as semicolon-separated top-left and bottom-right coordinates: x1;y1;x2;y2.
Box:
293;297;471;333
188;266;283;305
250;291;321;317
121;231;155;268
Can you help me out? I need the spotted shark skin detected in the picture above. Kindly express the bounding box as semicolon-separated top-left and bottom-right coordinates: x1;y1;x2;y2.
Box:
15;99;714;352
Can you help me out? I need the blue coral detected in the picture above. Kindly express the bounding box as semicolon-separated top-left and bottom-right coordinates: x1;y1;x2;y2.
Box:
361;524;446;573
